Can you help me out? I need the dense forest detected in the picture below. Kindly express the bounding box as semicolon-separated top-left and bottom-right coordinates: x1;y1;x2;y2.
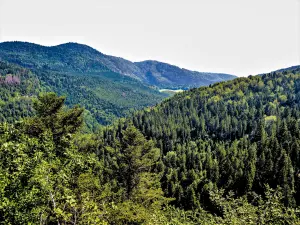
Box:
0;64;300;224
127;66;300;209
135;60;236;89
0;59;167;130
0;61;40;123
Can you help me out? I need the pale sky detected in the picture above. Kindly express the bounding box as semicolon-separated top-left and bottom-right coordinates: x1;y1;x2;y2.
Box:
0;0;299;76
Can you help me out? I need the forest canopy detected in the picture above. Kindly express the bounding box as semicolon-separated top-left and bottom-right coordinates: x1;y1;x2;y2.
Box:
0;65;300;224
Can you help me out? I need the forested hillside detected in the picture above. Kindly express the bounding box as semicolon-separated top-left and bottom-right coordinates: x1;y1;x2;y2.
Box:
34;69;166;127
1;91;299;225
124;66;300;209
0;59;166;129
0;61;40;123
1;65;300;224
0;41;236;89
135;60;236;89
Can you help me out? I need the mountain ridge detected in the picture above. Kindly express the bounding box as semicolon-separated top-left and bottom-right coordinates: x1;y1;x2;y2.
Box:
0;41;236;88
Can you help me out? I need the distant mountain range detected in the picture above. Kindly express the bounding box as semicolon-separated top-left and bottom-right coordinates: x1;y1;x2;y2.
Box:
0;41;236;89
0;41;238;128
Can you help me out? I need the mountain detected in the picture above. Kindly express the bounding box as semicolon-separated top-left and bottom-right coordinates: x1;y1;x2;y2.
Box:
1;49;300;223
135;60;236;89
0;41;236;89
115;66;300;210
0;42;116;74
0;59;167;129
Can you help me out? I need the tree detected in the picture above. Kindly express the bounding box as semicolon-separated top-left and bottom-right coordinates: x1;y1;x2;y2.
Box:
108;125;170;224
117;125;160;199
25;92;84;153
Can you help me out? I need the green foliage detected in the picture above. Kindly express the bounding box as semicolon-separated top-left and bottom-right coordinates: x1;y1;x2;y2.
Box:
1;64;300;224
209;186;300;225
0;93;170;224
0;61;40;123
0;41;236;90
123;67;300;211
136;60;236;89
100;125;171;224
0;59;166;129
37;69;166;126
117;126;160;198
0;93;107;224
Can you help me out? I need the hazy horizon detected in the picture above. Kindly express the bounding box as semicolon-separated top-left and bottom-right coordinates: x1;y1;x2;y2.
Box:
0;0;299;77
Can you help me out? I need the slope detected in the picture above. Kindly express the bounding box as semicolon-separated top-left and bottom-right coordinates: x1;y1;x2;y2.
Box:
0;61;40;123
0;41;236;89
135;60;236;89
111;66;300;209
0;59;167;129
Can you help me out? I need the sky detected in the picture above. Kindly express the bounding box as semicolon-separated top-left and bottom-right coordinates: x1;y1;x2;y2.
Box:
0;0;299;77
